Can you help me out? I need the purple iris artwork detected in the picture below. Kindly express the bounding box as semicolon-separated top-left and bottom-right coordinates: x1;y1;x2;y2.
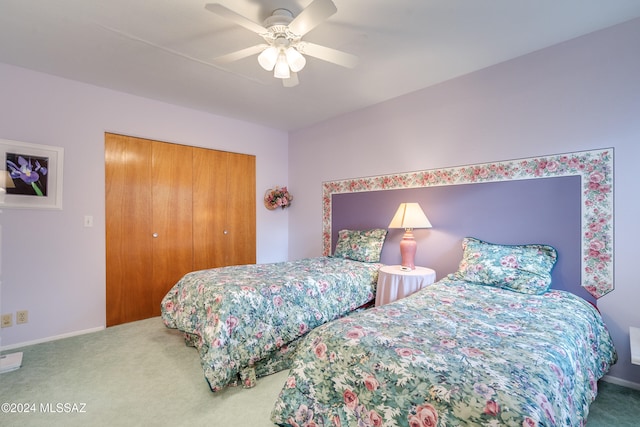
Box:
6;153;49;197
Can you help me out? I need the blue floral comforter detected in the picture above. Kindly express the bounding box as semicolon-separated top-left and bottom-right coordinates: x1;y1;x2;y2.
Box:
271;278;617;427
161;257;381;391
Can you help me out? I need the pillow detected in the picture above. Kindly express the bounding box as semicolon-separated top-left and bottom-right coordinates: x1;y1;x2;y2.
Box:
451;237;557;294
332;229;388;263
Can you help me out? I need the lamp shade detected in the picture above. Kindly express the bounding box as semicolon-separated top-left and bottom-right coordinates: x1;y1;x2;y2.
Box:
388;203;432;229
285;47;306;72
273;52;291;79
258;46;279;71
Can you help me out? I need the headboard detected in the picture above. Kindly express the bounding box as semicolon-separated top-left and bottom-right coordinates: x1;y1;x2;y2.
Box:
323;149;613;304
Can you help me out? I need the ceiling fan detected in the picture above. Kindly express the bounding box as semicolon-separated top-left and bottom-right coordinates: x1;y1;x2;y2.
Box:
205;0;358;87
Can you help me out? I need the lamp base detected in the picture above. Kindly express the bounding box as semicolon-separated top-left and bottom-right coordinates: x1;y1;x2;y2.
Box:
399;229;417;270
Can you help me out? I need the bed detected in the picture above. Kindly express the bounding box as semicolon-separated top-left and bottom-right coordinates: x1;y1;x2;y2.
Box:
270;238;618;427
161;229;387;391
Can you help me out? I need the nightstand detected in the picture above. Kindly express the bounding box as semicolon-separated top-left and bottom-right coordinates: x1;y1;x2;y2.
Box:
375;265;436;306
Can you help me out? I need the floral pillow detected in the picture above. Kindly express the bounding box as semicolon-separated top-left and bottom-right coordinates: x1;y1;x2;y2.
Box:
451;237;558;294
332;229;388;263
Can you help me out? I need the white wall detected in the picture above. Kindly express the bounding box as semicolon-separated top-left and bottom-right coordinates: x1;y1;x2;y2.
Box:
288;18;640;386
0;63;289;348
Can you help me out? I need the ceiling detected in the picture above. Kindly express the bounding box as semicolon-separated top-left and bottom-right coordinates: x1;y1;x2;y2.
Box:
1;1;639;131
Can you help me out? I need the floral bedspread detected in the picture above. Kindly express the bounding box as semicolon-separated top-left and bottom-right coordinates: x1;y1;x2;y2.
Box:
271;278;617;427
161;257;381;391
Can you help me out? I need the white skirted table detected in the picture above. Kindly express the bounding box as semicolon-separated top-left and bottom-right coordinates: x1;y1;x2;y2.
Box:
375;265;436;306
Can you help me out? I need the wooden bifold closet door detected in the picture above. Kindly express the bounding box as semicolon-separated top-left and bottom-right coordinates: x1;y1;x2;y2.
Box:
105;133;255;326
192;147;256;270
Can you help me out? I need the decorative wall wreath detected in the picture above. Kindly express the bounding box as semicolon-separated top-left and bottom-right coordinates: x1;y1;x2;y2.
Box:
264;186;293;210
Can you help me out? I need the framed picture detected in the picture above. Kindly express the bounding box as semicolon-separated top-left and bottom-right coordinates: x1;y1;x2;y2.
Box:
0;138;64;209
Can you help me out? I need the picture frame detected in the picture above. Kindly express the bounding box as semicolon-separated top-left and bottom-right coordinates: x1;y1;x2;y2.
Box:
0;138;64;210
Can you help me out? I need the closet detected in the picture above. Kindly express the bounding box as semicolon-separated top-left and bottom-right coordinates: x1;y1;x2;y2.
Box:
105;133;256;326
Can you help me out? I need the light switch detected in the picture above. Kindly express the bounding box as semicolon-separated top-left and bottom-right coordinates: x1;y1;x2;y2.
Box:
84;215;94;227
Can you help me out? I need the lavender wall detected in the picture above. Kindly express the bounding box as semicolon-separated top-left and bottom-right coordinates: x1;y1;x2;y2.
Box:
0;63;289;349
289;19;640;387
331;176;587;301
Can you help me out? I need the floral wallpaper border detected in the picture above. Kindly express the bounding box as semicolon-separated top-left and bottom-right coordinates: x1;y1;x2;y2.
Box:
322;149;614;298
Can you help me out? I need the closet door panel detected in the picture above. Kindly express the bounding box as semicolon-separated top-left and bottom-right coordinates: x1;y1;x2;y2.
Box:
192;147;228;270
192;149;256;269
225;153;256;266
105;134;153;326
151;141;194;315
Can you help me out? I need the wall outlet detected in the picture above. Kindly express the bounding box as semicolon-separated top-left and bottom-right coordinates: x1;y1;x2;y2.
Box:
1;313;12;328
16;310;28;324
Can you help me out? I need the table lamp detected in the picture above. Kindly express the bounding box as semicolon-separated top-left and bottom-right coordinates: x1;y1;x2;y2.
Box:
388;202;432;270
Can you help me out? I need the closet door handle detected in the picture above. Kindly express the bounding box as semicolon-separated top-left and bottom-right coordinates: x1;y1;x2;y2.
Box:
152;233;159;238
223;230;228;235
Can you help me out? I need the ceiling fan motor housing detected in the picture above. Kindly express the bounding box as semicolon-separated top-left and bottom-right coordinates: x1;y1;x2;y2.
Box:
263;8;294;31
262;9;301;48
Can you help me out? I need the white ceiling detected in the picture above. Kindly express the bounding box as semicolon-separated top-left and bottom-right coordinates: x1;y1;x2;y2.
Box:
1;1;639;131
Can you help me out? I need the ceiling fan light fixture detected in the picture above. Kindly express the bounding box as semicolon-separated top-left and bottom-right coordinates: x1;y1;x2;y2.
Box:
274;52;290;79
285;47;306;72
206;0;354;86
258;46;279;71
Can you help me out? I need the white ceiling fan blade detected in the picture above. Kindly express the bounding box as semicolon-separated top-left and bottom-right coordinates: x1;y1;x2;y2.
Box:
282;72;299;87
288;0;337;36
296;42;358;69
205;3;268;35
215;44;268;63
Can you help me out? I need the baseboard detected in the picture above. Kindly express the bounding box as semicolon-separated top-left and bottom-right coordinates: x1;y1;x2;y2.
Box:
602;374;640;391
0;326;105;351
